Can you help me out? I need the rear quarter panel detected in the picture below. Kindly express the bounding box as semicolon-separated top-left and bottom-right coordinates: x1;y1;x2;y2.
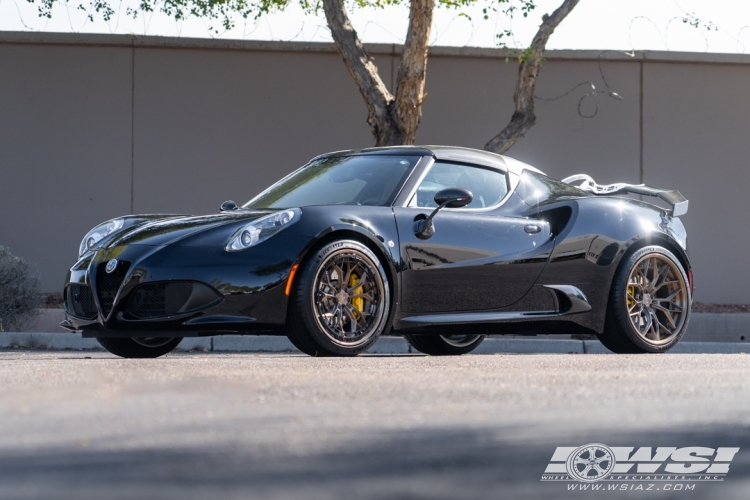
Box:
535;196;690;332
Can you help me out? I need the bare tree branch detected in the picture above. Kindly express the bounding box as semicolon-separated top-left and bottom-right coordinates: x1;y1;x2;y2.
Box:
324;0;436;146
394;0;435;145
323;0;395;145
484;0;580;154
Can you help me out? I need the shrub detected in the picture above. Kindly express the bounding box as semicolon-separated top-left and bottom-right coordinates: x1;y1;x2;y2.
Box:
0;246;43;332
44;292;64;308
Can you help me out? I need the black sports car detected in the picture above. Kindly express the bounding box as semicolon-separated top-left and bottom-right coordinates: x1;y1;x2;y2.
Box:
62;146;692;358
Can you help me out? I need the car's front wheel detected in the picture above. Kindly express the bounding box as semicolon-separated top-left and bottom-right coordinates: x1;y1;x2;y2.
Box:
599;246;691;353
286;240;391;357
404;333;485;356
96;337;183;358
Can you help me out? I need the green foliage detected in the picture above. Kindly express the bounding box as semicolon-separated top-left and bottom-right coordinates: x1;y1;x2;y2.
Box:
681;12;717;32
515;46;535;63
27;0;536;35
497;31;536;64
491;0;535;58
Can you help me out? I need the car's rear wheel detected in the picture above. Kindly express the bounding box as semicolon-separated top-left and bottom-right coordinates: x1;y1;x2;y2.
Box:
599;246;691;353
404;333;485;356
96;337;183;358
286;240;390;357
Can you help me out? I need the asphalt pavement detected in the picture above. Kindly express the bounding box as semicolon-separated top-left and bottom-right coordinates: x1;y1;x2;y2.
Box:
0;351;749;499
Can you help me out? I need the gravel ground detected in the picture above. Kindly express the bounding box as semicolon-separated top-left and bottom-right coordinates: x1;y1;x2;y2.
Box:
0;351;749;499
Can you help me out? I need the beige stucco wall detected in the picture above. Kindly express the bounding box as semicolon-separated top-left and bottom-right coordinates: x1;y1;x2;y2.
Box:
0;33;747;302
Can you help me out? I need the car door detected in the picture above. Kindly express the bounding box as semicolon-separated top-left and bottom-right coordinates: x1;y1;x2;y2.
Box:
394;160;553;314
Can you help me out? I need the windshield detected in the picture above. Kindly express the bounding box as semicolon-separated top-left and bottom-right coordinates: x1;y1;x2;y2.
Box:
243;154;420;209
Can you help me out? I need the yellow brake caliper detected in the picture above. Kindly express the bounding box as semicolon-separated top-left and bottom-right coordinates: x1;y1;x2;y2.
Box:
627;285;635;308
349;273;364;320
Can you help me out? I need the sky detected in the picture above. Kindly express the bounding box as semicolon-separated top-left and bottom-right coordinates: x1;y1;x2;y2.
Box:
1;0;750;54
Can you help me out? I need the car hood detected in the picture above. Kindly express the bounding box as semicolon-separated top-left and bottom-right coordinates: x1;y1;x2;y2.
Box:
105;211;273;248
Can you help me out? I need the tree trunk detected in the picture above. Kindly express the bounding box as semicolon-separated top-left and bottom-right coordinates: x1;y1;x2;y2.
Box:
394;0;434;145
484;0;580;154
323;0;393;145
323;0;434;146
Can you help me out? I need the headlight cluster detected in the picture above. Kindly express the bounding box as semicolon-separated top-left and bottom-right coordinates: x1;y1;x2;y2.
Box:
226;209;300;252
78;218;124;257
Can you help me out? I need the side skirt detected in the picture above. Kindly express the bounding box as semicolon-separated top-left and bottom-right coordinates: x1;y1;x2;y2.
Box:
399;285;591;326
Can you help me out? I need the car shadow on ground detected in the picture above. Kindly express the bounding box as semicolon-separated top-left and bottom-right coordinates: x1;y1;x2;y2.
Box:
0;424;747;499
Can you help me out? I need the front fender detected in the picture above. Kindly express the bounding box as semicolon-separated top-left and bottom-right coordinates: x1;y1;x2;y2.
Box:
287;205;402;316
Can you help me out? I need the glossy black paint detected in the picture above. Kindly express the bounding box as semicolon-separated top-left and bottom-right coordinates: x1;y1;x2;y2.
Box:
414;187;474;240
63;146;691;339
66;205;402;337
434;187;474;207
394;207;553;314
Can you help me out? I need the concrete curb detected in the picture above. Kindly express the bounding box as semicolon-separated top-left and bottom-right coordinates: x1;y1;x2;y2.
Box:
26;310;750;342
0;332;102;351
683;314;750;343
1;333;748;354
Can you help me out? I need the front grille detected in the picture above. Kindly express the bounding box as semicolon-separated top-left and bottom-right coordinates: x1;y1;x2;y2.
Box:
65;284;97;320
127;282;194;319
95;261;131;317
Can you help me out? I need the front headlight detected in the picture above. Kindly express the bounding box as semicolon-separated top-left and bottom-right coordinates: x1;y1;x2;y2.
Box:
78;218;124;257
226;209;301;252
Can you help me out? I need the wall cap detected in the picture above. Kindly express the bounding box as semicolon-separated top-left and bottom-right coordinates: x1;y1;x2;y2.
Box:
3;31;750;65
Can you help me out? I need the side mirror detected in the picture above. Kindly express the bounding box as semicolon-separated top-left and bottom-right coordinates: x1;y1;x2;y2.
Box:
220;200;238;212
415;188;473;240
434;188;473;208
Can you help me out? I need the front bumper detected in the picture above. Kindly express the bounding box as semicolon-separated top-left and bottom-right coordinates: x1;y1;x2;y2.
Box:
63;241;301;337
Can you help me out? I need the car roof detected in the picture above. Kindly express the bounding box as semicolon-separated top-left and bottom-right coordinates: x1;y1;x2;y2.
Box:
313;145;545;177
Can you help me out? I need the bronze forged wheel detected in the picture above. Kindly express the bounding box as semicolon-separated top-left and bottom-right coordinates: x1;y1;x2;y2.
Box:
626;253;689;344
599;246;691;353
312;248;386;346
286;240;390;356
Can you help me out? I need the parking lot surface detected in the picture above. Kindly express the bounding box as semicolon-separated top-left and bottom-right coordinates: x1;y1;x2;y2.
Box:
0;351;748;499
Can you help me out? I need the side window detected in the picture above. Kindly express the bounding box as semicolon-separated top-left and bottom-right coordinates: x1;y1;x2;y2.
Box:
411;161;508;209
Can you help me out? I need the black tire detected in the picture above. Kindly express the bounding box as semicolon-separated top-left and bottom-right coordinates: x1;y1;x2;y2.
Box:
404;333;485;356
596;328;640;354
286;240;391;357
96;337;183;358
599;246;691;354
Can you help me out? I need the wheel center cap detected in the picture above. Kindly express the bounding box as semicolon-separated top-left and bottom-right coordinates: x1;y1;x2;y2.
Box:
336;290;350;305
642;293;653;307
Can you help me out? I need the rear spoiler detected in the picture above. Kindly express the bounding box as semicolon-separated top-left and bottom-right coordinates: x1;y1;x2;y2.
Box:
561;174;688;216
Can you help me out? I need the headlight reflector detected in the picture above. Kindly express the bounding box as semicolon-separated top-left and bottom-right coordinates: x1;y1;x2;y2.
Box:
78;218;124;257
226;209;300;252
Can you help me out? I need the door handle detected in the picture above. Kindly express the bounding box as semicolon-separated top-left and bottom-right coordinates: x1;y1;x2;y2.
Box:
524;224;542;234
